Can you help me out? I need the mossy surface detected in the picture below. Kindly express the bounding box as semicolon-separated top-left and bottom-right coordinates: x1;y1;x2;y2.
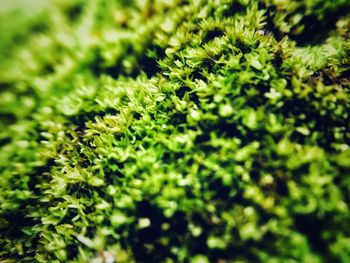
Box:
1;0;350;262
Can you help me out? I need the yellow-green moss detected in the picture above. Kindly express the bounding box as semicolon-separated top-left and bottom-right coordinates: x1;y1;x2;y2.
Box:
1;0;350;262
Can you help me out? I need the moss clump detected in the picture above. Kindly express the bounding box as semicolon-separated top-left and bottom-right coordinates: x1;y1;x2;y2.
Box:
1;0;350;262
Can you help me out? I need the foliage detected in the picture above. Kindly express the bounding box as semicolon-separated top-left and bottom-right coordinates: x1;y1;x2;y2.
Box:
1;0;350;262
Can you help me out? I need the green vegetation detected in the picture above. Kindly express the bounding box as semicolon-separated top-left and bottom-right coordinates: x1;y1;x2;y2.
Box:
1;0;350;262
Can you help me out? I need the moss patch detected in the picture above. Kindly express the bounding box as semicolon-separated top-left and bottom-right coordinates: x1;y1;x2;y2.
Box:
1;0;350;262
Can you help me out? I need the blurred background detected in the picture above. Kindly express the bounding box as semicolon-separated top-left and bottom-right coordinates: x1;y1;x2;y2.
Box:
0;0;49;14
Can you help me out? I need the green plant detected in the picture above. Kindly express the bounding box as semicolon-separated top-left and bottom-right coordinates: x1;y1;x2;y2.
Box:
1;0;350;262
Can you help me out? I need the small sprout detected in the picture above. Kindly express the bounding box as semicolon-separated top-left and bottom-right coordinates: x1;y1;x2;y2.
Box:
187;108;201;124
242;109;258;129
76;235;94;249
89;177;105;187
219;104;234;117
191;255;209;263
138;218;151;228
296;126;310;136
111;212;128;227
189;224;202;237
161;18;175;33
207;236;226;249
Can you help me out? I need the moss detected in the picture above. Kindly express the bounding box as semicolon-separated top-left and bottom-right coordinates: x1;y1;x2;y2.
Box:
0;0;350;262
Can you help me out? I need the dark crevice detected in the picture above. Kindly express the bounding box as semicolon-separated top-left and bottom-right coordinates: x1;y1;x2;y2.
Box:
265;5;287;42
0;113;17;126
0;199;40;260
236;40;252;54
202;28;224;44
175;86;191;98
91;44;163;79
27;158;55;195
138;53;162;78
290;6;350;46
130;200;171;262
281;96;348;150
294;214;330;258
68;108;118;132
220;1;245;17
264;2;350;46
66;4;84;22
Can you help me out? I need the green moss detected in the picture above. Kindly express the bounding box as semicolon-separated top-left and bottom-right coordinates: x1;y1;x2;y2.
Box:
0;0;350;262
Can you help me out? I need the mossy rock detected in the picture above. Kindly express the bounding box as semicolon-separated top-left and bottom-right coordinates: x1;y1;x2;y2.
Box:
1;0;350;262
